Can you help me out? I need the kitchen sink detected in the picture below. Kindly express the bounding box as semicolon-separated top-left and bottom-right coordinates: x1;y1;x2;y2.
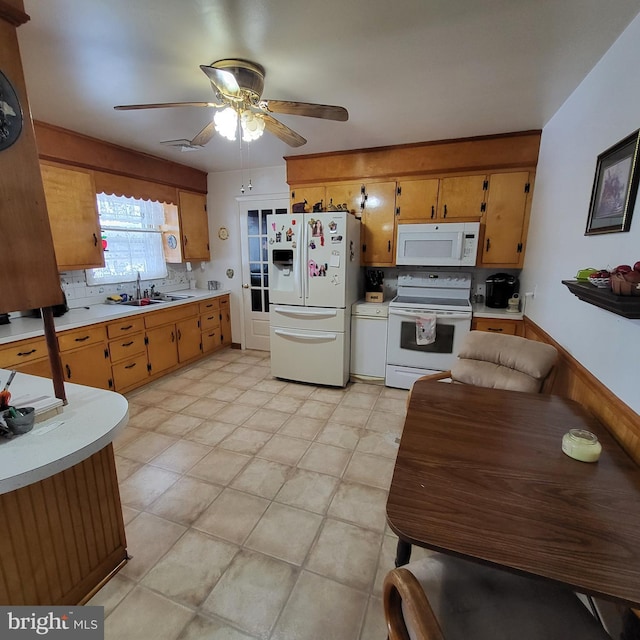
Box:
160;293;194;301
121;299;166;306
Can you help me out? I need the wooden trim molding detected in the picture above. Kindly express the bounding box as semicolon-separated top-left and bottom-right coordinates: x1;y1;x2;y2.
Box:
524;317;640;464
285;130;542;184
34;121;207;194
0;0;29;27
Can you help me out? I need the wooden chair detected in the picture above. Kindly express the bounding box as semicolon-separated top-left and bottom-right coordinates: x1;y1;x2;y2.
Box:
383;553;611;640
407;331;558;411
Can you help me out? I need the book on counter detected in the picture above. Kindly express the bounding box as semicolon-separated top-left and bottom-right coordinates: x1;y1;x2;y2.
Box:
9;393;64;423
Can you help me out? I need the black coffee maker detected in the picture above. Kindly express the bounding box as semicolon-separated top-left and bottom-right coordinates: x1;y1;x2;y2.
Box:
485;273;519;308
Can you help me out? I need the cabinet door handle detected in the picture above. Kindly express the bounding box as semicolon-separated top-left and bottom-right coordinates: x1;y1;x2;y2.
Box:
121;341;134;347
487;327;503;332
387;240;391;253
177;329;182;340
443;204;447;218
171;331;175;342
486;238;491;252
93;233;98;246
17;349;36;357
431;205;435;219
120;325;133;331
184;235;188;246
65;364;72;379
74;335;90;342
124;362;137;369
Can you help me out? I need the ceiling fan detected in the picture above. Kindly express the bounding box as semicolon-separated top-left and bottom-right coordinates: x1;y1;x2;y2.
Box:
114;58;349;149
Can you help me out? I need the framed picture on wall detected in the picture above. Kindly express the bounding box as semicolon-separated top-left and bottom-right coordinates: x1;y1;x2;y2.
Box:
585;129;640;235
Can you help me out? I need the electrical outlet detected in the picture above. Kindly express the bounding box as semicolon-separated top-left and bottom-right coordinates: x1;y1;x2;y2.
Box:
475;284;486;296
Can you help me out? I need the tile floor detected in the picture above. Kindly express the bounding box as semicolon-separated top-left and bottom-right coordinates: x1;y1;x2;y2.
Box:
89;347;429;640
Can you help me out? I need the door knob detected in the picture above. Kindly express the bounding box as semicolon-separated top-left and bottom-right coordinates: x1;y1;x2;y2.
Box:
242;284;249;288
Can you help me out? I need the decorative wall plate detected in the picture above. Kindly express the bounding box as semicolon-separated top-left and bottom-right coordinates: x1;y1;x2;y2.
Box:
218;226;229;240
166;234;178;249
0;70;23;151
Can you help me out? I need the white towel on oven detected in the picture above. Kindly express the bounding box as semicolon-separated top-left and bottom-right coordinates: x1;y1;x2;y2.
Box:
416;314;436;346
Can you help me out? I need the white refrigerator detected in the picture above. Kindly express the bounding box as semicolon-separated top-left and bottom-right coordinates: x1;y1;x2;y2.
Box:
268;211;361;386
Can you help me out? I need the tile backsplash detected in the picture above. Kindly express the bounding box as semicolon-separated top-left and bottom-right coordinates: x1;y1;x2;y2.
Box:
60;264;192;309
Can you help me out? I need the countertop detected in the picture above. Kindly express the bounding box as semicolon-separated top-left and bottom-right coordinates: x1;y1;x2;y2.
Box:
0;288;230;345
471;302;523;320
0;369;128;494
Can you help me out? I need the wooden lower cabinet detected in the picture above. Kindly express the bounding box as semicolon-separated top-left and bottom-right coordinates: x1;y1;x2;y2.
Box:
472;317;523;336
0;337;49;375
58;325;112;390
61;343;112;389
220;296;232;346
146;323;179;375
177;316;202;361
0;444;127;605
0;295;232;395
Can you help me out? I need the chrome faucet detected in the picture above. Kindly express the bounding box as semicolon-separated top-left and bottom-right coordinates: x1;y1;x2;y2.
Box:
136;272;142;300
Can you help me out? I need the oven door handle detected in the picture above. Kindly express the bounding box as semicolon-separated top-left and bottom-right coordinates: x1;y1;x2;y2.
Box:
389;309;471;320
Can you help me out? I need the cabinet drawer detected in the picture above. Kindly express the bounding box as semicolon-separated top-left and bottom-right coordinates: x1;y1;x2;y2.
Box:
107;316;145;339
219;295;230;310
201;329;220;353
58;325;106;352
109;333;146;362
473;318;520;335
144;303;198;329
112;353;149;390
200;312;220;331
0;337;48;368
199;298;220;314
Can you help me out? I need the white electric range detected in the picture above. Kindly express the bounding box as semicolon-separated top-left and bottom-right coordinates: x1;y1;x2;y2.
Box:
385;271;473;389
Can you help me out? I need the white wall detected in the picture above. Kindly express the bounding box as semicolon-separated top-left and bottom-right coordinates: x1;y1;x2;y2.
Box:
521;14;640;413
199;165;288;346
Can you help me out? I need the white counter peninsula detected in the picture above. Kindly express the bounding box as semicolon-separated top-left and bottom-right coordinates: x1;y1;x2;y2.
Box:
0;370;129;605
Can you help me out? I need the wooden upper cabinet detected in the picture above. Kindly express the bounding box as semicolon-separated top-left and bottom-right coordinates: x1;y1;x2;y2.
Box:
396;179;439;222
178;191;210;261
325;182;364;216
361;181;397;266
438;175;487;219
290;185;325;212
481;172;532;267
40;161;104;270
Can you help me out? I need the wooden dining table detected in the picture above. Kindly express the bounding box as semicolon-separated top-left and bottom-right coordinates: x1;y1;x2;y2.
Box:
386;380;640;607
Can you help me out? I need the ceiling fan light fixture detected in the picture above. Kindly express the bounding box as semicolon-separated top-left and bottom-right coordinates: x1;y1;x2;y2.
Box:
241;110;265;142
214;106;238;141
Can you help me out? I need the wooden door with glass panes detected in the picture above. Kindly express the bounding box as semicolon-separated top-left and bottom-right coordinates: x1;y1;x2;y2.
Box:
240;200;289;350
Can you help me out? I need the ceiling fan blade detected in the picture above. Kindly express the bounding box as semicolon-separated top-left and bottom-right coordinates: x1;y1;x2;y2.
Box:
262;100;348;122
114;101;221;110
190;121;216;146
200;65;241;97
159;139;203;152
262;114;306;147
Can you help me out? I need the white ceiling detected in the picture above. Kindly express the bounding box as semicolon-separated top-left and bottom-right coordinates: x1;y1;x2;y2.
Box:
17;0;640;174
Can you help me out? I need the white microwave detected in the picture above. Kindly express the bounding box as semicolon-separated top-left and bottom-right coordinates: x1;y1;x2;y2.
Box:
395;222;480;266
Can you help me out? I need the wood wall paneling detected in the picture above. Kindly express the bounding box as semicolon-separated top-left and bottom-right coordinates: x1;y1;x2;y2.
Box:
0;6;64;313
0;445;127;605
285;130;542;184
524;317;640;465
34;121;207;194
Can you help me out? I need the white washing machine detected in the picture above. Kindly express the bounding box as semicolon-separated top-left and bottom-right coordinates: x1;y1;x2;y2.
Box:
350;300;390;382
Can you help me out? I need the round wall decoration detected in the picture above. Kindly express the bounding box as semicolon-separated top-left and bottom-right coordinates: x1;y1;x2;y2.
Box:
218;226;229;240
166;234;178;249
0;70;23;151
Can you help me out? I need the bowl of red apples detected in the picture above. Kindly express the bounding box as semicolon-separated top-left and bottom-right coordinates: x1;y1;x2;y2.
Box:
610;262;640;296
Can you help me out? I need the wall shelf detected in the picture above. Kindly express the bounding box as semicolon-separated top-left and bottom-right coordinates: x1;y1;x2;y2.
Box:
562;280;640;319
